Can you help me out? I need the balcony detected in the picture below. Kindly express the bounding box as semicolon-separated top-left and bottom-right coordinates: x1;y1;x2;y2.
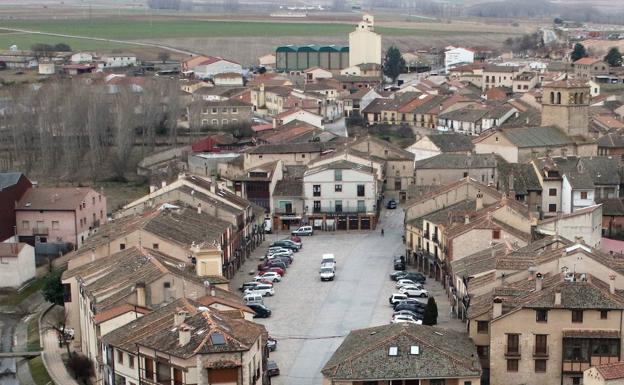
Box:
309;206;372;216
423;231;430;239
505;345;521;357
32;226;48;235
533;346;549;358
275;209;298;216
432;234;438;243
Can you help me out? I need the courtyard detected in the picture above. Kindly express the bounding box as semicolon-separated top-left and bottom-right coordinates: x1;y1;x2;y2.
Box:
230;207;465;385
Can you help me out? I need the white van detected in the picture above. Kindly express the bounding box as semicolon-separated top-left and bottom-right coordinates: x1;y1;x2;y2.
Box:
321;253;336;268
263;218;272;234
320;265;335;281
243;293;264;305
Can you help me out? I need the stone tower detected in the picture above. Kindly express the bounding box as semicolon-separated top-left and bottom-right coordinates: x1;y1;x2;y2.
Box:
541;80;590;138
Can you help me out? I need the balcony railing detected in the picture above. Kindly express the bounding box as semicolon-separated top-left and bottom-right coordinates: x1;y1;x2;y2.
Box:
275;209;297;216
432;234;438;243
423;231;430;239
534;346;549;357
505;345;521;357
309;206;371;215
32;226;48;235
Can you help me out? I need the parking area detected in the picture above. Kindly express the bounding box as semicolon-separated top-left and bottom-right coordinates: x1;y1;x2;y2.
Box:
230;207;464;385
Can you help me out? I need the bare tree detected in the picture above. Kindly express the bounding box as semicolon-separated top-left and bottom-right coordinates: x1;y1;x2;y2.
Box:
111;85;137;181
41;307;74;358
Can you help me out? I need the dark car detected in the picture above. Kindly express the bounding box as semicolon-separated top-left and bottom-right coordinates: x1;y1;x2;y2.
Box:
393;256;406;271
267;361;280;377
239;281;267;292
393;298;426;311
248;303;272;318
267;337;277;352
272;256;292;265
271;240;301;252
394;302;425;314
387;199;397;209
258;260;287;271
390;271;426;283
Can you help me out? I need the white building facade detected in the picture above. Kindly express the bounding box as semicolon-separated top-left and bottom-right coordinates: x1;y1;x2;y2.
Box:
348;14;382;67
0;243;35;288
444;46;474;73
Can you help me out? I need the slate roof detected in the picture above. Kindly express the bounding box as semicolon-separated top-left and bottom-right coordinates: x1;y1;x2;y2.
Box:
497;163;541;195
439;107;488;123
415;153;501;170
0;172;25;190
492;126;574;148
321;323;481;380
102;297;265;359
598;133;624;148
484;65;520;73
427;133;474;153
597;198;624;216
581;156;620;185
245;142;328;154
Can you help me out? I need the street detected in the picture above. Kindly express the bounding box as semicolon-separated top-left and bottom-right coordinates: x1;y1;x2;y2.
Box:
230;207;464;385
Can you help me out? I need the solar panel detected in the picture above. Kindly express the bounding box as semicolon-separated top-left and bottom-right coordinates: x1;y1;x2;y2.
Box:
210;332;226;345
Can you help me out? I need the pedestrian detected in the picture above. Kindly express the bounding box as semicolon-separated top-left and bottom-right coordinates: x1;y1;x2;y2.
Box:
381;228;385;236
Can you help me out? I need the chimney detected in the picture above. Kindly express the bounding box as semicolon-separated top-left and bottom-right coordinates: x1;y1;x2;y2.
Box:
161;180;167;189
136;282;146;307
554;291;562;306
476;192;483;210
210;182;216;194
174;309;188;327
493;297;503;318
464;215;470;224
210;287;216;297
149;185;156;193
272;117;277;129
178;324;191;346
535;273;543;292
197;203;202;215
609;274;616;294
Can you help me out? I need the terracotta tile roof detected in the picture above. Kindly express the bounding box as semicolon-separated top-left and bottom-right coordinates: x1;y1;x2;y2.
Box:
595;361;624;380
93;303;150;325
574;57;603;65
16;187;97;211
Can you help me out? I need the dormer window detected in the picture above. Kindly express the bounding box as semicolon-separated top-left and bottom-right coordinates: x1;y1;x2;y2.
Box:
410;345;420;355
388;346;398;356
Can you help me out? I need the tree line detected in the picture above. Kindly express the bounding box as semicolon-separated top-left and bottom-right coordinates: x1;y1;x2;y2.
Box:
1;77;182;182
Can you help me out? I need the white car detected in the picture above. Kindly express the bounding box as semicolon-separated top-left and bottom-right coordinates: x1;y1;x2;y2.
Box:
399;285;429;298
320;266;335;281
396;279;422;289
391;315;423;324
268;247;293;256
254;272;282;282
244;284;275;297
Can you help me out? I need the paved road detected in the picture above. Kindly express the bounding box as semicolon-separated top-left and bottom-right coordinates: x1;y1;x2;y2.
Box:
230;207;464;385
41;306;80;385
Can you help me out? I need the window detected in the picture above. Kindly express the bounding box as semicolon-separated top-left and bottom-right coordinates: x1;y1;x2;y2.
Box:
222;119;228;125
601;310;609;319
152;243;159;250
535;359;547;372
313;201;321;213
313;185;321;197
548;204;557;213
334;184;342;192
464;382;472;385
231;107;238;114
463;172;468;178
357;184;365;197
173;368;183;385
549;188;557;196
63;283;72;302
492;229;501;239
211;108;217;114
477;321;488;334
507;359;519;372
572;310;583;323
92;197;95;205
357;200;366;212
201;119;208;125
536;309;548;322
231;118;237;123
572;377;581;385
388;346;398;356
52;221;60;230
580;191;588;199
535;334;548;355
156;362;172;383
128;355;134;369
507;334;520;354
117;350;123;364
335;200;343;213
119;243;126;250
477;345;489;359
22;220;29;229
334;169;342;181
144;357;154;380
211;119;218;125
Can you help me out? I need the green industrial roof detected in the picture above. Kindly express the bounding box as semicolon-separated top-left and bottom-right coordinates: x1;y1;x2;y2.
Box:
276;44;349;53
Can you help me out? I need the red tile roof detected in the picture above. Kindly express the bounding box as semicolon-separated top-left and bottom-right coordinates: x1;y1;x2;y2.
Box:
93;303;150;325
574;57;603;65
595;361;624;380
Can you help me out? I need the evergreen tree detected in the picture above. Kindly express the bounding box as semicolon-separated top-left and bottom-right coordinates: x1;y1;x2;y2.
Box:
42;270;65;306
571;43;588;62
604;47;623;67
422;297;438;326
383;46;406;83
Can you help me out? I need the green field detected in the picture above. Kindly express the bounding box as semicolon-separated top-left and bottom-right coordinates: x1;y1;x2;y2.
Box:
0;18;488;41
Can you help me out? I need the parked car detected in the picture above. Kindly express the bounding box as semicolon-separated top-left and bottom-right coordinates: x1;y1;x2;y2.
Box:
243;293;264;305
290;235;302;243
271;240;301;251
267;360;280;377
387;199;397;209
267;337;277;352
240;281;272;291
265;266;285;276
393;298;426;311
394;302;425;313
292;225;313;236
392;314;422;324
281;238;302;248
254;272;281;283
320;266;335;281
399;285;429;298
321;253;336;268
389;293;409;305
394;256;406;270
393;310;422;320
268;247;293;256
245;284;275;297
270;255;292;265
396;279;422;289
248;303;271;318
390;271;426;283
258;260;287;271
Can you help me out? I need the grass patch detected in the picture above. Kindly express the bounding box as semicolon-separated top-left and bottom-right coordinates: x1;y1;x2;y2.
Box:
0;18;485;41
28;356;53;385
27;315;41;352
0;276;46;306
